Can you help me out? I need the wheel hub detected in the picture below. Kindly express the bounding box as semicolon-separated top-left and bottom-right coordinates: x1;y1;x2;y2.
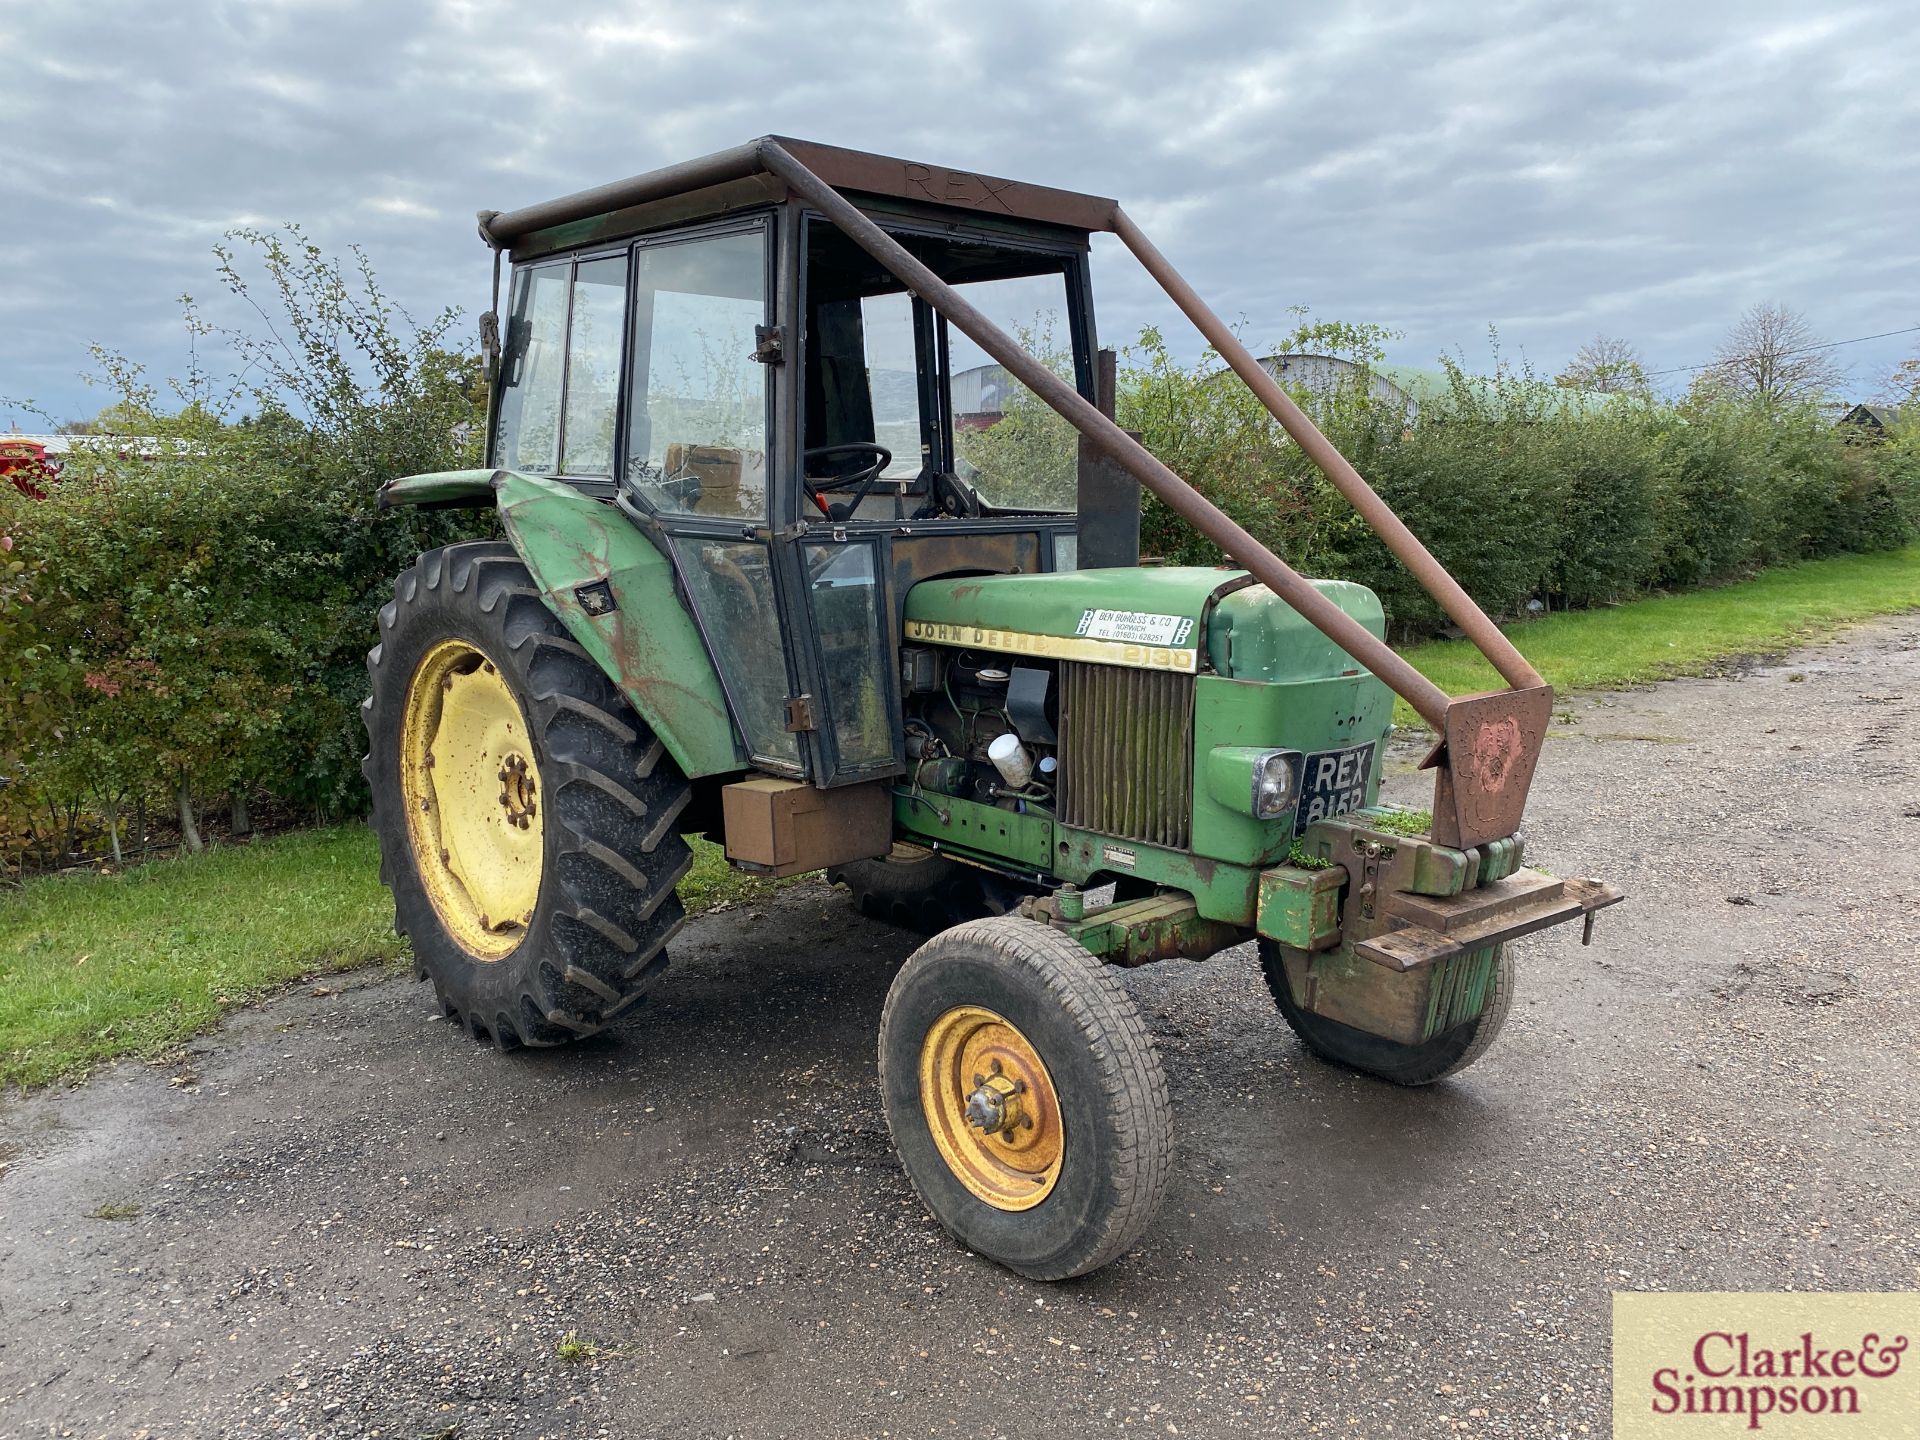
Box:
400;640;544;959
919;1006;1063;1210
497;752;538;828
962;1062;1031;1138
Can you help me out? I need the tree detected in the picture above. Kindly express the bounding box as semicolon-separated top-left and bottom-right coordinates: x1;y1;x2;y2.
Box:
1889;336;1920;415
1555;334;1648;394
1699;303;1845;407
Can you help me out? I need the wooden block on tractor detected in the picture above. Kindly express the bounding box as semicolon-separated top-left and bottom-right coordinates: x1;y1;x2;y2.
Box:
722;777;891;877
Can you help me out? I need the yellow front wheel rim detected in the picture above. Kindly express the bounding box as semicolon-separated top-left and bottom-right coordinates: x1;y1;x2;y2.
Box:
399;639;544;960
919;1006;1064;1211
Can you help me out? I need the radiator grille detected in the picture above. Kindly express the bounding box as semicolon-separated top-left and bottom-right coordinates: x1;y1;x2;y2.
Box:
1057;663;1194;850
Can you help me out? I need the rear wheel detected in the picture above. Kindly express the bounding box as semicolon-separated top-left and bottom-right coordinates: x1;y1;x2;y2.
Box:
830;847;1041;934
1259;939;1514;1085
363;542;693;1048
878;917;1173;1280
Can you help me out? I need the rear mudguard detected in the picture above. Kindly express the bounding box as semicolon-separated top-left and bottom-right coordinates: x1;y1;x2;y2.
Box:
380;469;744;778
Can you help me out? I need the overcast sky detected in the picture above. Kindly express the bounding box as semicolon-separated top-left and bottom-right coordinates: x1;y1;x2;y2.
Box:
5;0;1916;430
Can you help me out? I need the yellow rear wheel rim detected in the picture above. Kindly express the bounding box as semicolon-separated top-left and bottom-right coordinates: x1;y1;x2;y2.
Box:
919;1006;1064;1211
399;639;544;960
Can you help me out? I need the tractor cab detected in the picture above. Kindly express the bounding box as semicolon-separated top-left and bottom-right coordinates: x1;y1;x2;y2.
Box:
481;140;1117;789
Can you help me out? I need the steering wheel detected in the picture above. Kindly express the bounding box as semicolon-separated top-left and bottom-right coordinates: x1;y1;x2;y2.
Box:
802;443;892;521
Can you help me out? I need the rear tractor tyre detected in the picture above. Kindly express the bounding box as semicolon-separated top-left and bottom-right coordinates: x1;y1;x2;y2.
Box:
1259;938;1514;1086
829;848;1041;934
878;917;1173;1280
363;542;694;1050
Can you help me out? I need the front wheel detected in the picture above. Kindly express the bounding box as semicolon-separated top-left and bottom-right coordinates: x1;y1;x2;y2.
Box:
1259;939;1514;1085
878;917;1173;1280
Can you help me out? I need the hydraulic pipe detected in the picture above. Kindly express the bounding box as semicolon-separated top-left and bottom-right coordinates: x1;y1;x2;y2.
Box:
1108;207;1545;694
760;141;1453;731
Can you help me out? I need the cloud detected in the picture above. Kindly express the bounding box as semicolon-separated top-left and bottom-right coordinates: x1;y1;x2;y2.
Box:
4;0;1915;427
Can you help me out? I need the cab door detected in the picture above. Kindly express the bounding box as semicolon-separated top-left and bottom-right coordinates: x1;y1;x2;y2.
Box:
617;216;806;775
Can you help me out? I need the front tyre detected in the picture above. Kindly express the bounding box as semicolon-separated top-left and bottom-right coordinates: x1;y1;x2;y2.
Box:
1259;939;1514;1085
363;542;693;1049
878;917;1173;1280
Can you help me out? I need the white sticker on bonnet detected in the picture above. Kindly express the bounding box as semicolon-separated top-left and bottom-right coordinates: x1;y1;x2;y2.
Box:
1074;609;1195;647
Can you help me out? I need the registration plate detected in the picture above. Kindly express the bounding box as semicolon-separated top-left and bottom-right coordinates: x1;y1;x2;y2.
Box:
1293;741;1377;834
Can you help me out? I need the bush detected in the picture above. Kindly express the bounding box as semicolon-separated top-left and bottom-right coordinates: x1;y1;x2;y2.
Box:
1114;332;1912;632
1548;408;1663;607
1;227;491;869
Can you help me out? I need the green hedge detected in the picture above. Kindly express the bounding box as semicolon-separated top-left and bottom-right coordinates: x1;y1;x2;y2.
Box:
1124;339;1918;638
1;228;492;869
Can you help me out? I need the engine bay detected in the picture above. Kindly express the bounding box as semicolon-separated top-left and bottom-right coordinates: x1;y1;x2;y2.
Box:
900;645;1061;816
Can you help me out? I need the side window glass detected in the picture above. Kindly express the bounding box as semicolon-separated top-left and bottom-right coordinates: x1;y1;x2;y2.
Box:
491;265;569;473
627;230;770;518
806;542;894;770
859;292;924;479
671;538;800;768
559;256;627;476
946;269;1079;512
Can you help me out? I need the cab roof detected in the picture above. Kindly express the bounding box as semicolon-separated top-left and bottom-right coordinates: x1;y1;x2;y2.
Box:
478;135;1119;256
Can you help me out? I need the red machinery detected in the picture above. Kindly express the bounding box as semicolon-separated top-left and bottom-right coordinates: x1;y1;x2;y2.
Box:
0;439;59;500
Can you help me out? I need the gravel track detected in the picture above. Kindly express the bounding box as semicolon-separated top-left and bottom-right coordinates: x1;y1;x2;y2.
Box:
2;619;1915;1439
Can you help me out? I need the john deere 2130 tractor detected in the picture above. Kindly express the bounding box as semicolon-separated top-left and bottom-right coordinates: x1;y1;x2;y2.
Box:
367;138;1620;1279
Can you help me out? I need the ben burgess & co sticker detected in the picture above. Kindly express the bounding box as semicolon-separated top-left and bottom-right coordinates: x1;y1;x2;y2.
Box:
1075;609;1195;647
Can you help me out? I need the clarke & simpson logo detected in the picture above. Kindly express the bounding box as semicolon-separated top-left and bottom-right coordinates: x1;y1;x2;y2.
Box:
1651;1329;1908;1427
1614;1294;1919;1439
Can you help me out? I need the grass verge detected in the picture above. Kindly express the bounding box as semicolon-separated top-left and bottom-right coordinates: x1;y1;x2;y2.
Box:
1;827;800;1089
1395;545;1920;725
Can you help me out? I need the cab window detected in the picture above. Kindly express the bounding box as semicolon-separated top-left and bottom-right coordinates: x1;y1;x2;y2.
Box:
624;228;771;519
801;218;1084;520
491;262;570;473
944;269;1080;512
558;256;627;476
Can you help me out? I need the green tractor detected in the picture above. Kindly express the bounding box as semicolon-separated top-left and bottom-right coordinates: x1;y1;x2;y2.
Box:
366;137;1620;1280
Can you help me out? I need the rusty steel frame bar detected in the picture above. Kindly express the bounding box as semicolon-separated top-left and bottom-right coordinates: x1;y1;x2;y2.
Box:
478;142;766;247
1108;209;1545;694
758;140;1455;731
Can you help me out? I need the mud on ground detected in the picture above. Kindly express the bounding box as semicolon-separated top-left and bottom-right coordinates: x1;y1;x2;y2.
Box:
2;620;1915;1438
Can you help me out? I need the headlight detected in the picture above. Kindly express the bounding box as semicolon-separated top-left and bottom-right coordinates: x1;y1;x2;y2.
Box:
1205;746;1303;821
1251;750;1299;819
